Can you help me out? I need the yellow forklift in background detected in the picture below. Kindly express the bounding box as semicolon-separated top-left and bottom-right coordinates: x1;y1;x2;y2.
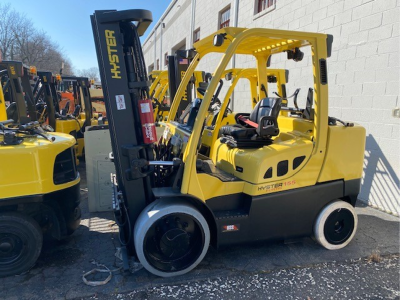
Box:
0;77;6;121
0;73;7;122
59;76;104;157
0;61;81;277
92;10;365;278
149;69;205;123
34;73;97;160
1;61;38;123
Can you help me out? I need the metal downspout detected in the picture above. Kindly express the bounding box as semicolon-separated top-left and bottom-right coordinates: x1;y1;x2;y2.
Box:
154;27;157;69
160;24;163;68
189;0;196;48
231;0;240;111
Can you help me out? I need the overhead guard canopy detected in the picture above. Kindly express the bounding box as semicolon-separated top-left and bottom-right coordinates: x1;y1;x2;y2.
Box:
194;27;333;57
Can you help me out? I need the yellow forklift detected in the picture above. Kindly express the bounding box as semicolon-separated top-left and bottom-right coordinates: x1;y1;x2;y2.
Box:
92;11;365;277
149;65;205;123
0;61;81;277
34;73;96;159
1;61;38;123
0;68;6;121
59;75;104;157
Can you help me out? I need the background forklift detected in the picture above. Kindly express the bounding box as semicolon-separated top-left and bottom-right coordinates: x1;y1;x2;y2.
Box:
0;86;5;121
0;60;81;277
35;73;96;160
1;61;37;123
92;10;365;277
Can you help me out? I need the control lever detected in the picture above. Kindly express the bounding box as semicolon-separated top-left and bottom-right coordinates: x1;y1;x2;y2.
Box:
274;88;301;110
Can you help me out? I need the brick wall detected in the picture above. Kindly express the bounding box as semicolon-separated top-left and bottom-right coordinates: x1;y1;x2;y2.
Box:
142;0;400;215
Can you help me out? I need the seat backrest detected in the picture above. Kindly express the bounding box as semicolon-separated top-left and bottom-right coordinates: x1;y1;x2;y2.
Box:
249;97;282;123
6;102;18;121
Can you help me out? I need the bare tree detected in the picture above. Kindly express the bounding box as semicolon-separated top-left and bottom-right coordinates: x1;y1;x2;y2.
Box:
0;3;73;75
0;3;18;59
76;67;100;81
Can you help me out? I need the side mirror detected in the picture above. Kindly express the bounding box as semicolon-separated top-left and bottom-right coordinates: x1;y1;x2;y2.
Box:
293;48;304;62
287;48;304;62
267;75;277;83
205;72;213;83
225;72;233;81
213;34;225;47
186;49;196;59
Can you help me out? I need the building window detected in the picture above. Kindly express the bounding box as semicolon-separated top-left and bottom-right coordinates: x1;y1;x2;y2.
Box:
254;0;276;19
164;52;168;66
193;28;200;43
148;64;154;73
157;59;159;70
219;6;231;29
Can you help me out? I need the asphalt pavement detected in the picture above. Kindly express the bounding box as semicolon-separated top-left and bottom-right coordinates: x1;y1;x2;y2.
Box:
0;164;399;300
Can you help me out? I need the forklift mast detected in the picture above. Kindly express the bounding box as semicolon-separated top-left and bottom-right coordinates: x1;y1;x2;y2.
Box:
167;51;194;119
36;71;59;130
0;61;37;123
91;9;153;251
0;76;6;121
62;76;94;126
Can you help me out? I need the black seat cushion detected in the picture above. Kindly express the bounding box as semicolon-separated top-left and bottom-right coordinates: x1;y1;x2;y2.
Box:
219;97;282;148
219;124;256;140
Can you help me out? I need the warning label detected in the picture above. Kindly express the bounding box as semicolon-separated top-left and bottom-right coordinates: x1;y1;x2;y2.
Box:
140;102;151;113
115;95;126;110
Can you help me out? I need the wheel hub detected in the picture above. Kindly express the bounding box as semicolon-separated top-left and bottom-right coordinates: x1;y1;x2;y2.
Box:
0;241;13;253
144;213;205;272
160;228;190;258
0;234;24;263
324;208;355;245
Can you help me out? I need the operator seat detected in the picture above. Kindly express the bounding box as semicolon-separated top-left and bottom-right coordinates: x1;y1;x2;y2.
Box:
220;97;282;148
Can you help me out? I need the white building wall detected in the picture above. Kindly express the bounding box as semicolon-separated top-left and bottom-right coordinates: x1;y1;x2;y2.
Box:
142;0;400;216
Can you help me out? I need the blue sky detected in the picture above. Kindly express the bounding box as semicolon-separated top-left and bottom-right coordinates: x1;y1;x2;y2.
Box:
7;0;169;71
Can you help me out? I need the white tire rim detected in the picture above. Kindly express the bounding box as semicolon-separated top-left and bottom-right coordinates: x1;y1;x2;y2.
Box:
134;201;210;277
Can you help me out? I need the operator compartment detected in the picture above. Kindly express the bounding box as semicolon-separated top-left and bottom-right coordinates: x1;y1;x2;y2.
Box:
212;99;315;185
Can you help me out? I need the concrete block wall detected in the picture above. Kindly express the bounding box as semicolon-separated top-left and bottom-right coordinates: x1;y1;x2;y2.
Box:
142;0;400;216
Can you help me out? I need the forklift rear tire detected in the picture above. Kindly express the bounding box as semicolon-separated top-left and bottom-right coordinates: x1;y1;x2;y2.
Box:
314;200;358;250
134;200;210;277
0;212;43;277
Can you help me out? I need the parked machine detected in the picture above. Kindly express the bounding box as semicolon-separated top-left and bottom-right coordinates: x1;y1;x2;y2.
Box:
92;10;365;278
0;81;5;121
0;61;81;277
149;67;204;123
35;73;98;159
1;61;37;123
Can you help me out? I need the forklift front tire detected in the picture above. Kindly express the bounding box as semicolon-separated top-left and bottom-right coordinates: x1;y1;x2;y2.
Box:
0;212;43;277
134;200;210;277
314;200;358;250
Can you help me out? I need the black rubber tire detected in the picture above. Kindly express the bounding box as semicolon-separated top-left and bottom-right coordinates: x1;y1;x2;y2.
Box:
0;212;43;277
